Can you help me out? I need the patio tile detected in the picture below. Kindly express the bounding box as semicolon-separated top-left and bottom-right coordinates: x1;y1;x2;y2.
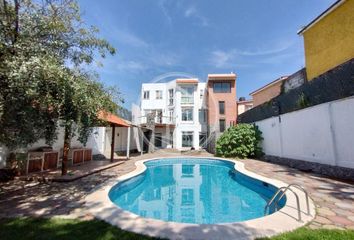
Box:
317;208;336;216
1;151;353;232
327;215;354;226
313;216;332;225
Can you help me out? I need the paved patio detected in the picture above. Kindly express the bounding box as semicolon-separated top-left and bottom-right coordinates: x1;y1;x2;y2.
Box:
0;151;353;231
18;159;125;182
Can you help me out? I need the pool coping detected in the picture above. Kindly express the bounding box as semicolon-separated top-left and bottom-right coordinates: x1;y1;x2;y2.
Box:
85;157;316;240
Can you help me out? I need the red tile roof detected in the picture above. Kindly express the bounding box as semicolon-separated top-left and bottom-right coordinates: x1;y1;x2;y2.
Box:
176;78;199;84
98;111;130;127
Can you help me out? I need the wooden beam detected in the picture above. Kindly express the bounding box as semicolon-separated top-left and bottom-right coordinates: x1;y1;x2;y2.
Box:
111;124;115;162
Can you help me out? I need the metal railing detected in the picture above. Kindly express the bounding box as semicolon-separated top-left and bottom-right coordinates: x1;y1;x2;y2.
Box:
264;183;310;222
139;116;175;125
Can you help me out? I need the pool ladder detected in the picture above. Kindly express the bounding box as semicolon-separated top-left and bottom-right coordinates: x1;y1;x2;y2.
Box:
264;184;310;222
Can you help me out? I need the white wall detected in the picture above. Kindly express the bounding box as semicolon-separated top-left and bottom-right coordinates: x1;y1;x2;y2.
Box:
137;80;207;150
255;96;354;169
0;125;137;168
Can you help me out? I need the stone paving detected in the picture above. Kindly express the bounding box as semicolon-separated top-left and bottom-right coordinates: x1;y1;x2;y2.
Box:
238;159;354;230
0;151;353;231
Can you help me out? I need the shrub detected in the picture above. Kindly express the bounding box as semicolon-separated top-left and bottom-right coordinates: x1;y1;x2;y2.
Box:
216;123;263;158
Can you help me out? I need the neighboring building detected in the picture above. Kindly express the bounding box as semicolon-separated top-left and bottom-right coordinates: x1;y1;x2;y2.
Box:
237;99;253;115
298;0;354;80
135;73;237;151
207;74;237;136
249;76;288;107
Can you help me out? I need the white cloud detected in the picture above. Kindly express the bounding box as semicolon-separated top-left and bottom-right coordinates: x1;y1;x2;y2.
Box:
209;39;296;68
115;61;147;71
113;29;149;48
158;0;173;25
184;6;209;27
209;50;234;68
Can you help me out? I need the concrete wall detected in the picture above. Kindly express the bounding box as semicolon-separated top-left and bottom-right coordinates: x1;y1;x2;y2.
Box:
104;127;137;153
302;0;354;80
252;80;283;107
255;96;354;169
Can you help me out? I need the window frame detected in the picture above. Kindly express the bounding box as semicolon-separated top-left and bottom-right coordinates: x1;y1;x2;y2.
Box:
219;101;225;115
181;86;194;104
219;119;226;132
181;108;193;122
168;89;174;105
155;90;163;100
182;131;194;147
213;82;231;93
143;90;150;100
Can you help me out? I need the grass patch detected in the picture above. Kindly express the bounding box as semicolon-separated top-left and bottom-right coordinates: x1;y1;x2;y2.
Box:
1;218;353;240
258;227;354;240
0;218;161;240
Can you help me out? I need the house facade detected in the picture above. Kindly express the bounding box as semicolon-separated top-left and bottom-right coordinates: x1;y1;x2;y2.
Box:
298;0;354;80
135;73;237;151
237;99;253;115
249;76;288;107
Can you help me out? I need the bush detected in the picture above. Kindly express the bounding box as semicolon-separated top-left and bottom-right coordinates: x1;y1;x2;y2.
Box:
216;123;263;158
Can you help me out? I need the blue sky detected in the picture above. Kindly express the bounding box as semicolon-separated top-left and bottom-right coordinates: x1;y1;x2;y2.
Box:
78;0;335;109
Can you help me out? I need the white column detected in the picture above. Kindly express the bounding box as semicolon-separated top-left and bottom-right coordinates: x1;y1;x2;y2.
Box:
126;126;131;159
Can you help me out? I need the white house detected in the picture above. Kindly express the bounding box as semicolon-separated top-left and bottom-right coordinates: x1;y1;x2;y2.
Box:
136;78;208;151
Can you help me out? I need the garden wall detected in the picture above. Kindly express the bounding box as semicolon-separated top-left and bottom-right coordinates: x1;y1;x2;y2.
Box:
0;126;137;168
255;96;354;172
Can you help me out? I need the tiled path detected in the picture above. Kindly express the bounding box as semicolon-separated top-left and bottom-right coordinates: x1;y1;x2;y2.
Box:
0;151;353;231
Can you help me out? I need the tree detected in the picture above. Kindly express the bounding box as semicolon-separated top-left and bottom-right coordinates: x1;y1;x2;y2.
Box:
0;0;120;175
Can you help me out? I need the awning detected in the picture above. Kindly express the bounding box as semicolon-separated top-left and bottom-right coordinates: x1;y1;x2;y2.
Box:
98;111;130;127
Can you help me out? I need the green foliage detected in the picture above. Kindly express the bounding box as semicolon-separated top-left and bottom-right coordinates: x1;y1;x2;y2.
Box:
0;0;120;151
216;123;263;158
296;92;310;109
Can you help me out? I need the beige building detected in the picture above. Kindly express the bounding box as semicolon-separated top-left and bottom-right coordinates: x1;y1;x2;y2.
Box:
250;76;288;107
237;99;253;115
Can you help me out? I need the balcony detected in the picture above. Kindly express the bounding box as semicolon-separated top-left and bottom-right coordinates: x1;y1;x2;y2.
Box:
181;96;194;105
139;115;175;127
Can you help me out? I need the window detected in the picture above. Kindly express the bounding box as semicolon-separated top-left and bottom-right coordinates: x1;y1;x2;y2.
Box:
219;101;225;115
200;89;204;98
181;86;194;104
219;119;225;132
169;131;173;146
213;82;231;93
143;91;150;99
181;189;194;205
182;165;194;177
156;90;163;99
182;108;193;121
168;89;174;105
199;109;207;123
169;110;174;122
182;131;193;147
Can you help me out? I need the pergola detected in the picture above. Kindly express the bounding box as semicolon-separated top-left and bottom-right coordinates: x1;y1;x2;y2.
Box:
98;111;131;162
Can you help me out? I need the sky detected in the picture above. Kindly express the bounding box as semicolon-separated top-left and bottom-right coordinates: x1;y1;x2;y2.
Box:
78;0;336;109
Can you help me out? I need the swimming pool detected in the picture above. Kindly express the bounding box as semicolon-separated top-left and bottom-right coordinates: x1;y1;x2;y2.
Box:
109;158;286;224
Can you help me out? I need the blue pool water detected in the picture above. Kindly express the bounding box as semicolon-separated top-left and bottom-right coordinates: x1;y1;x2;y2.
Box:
109;158;285;224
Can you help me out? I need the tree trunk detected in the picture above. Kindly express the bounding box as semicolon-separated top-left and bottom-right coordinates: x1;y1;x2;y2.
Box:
61;125;71;175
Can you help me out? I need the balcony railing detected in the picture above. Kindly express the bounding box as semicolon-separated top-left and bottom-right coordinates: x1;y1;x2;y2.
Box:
181;96;194;104
139;116;175;125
